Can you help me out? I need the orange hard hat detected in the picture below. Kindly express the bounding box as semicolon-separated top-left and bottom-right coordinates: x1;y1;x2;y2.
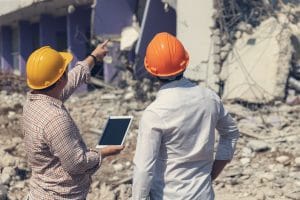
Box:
26;46;73;90
144;32;189;77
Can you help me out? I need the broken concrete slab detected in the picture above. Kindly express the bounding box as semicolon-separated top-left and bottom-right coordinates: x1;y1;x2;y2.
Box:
178;1;213;74
176;0;219;91
220;17;293;103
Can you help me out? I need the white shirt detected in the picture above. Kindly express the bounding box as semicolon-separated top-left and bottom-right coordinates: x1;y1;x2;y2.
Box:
132;78;239;200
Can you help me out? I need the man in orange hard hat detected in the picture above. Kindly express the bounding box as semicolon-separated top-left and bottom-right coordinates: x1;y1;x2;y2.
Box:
22;41;124;200
132;32;239;200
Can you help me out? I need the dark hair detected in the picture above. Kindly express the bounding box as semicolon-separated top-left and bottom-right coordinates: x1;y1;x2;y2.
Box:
157;73;184;83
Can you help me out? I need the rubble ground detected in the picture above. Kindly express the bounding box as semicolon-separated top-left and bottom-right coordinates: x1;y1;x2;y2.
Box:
0;83;299;200
0;1;299;199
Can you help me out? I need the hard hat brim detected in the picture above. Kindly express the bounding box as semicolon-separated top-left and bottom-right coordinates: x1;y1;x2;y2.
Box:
144;51;189;78
55;51;73;79
59;52;73;68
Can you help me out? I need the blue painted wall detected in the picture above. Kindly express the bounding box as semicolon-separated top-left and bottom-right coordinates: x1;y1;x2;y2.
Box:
0;26;13;73
19;21;33;75
93;0;137;35
67;6;91;66
93;0;138;83
40;15;67;49
135;0;176;78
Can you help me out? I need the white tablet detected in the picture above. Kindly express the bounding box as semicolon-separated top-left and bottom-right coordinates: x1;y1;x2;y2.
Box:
96;116;133;148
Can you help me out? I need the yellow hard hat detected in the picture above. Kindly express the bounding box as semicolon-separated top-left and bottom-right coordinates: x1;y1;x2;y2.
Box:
26;46;73;90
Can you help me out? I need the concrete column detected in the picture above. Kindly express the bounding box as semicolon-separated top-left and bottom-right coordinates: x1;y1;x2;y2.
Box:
93;0;138;83
31;23;40;50
67;6;91;66
134;0;176;78
40;15;66;49
40;15;56;47
19;21;33;75
177;0;215;84
104;42;121;84
0;26;13;73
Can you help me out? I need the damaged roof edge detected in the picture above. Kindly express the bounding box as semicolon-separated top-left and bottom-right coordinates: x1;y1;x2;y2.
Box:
0;0;93;26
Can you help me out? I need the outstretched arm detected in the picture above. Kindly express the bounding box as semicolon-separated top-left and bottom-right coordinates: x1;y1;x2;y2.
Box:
60;40;108;101
84;40;109;70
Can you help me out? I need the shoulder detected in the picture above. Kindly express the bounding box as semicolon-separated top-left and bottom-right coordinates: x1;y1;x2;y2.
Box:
23;99;68;129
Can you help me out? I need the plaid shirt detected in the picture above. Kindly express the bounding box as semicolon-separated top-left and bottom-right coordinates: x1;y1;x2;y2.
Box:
22;62;101;200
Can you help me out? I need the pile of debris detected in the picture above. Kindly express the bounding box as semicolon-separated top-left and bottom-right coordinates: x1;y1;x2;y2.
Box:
0;80;299;199
0;77;158;200
0;1;299;200
0;91;29;200
211;0;300;104
214;102;300;200
0;73;28;94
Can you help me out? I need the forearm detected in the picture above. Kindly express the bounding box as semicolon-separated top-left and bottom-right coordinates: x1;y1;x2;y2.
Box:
85;150;102;175
60;62;91;101
61;150;101;175
83;55;96;70
211;160;229;180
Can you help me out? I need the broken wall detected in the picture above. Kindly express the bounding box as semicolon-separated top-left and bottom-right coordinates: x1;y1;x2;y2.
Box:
177;0;219;91
212;0;300;103
220;18;293;103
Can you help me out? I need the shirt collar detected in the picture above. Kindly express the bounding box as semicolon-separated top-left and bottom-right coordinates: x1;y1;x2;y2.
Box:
159;77;195;91
27;91;63;107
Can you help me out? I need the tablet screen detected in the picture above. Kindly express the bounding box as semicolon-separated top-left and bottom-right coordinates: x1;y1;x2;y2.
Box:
98;117;132;146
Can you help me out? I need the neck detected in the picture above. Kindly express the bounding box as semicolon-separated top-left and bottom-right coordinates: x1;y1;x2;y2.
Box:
32;89;61;99
158;74;184;84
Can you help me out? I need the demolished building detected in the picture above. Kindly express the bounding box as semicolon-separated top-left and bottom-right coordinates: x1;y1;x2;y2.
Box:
0;0;299;104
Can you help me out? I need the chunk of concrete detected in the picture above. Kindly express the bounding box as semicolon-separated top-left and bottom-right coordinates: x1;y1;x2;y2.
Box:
178;0;219;91
248;140;270;152
220;18;293;103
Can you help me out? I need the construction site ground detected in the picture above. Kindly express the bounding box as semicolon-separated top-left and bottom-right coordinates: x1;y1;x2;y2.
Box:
0;84;299;200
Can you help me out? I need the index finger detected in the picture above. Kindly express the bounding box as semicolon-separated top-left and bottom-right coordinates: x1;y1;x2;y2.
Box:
100;40;109;48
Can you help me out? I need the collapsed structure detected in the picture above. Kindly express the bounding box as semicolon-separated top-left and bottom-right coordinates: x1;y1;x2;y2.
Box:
0;1;300;200
214;0;300;104
0;0;299;104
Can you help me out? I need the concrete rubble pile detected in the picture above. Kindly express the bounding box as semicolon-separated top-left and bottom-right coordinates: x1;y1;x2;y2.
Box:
0;73;27;94
0;78;299;199
0;1;300;200
0;78;159;200
212;0;300;104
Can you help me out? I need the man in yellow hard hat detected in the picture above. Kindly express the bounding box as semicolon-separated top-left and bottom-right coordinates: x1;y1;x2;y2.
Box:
132;32;240;200
22;41;124;200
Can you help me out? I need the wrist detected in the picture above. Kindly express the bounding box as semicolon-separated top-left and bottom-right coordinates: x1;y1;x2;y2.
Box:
88;54;97;65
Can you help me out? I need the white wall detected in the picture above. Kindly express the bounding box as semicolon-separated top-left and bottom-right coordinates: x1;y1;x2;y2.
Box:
177;0;215;83
0;0;37;16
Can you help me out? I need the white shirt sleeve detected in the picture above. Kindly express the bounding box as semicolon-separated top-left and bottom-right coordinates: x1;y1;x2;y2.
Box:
215;102;239;160
132;110;164;200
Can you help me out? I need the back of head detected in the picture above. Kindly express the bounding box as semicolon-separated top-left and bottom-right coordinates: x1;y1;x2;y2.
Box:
26;46;73;90
144;32;189;79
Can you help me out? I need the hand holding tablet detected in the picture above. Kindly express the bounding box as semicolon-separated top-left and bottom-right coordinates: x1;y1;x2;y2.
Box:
100;145;124;158
96;116;133;148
